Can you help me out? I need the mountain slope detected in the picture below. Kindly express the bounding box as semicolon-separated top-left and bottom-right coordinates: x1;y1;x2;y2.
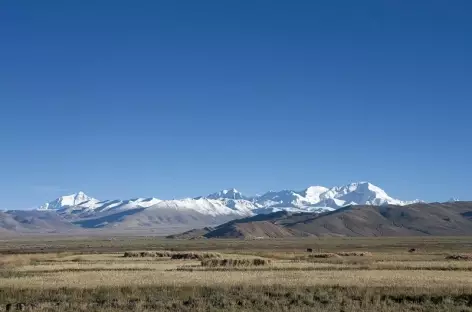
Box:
0;181;426;234
290;202;472;237
0;210;79;233
73;207;239;234
37;182;417;218
170;202;472;238
203;221;297;238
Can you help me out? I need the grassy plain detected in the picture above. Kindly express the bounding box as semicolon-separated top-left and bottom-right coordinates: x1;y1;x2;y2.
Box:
1;236;472;311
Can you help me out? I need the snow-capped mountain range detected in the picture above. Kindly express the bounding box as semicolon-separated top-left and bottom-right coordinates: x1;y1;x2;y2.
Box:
38;182;420;218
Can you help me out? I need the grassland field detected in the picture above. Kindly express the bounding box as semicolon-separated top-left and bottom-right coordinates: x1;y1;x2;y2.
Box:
2;236;472;311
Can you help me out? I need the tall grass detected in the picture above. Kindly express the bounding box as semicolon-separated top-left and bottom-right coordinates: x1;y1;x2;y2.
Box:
1;285;472;312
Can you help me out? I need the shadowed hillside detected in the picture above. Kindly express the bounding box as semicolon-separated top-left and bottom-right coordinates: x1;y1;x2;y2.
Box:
169;202;472;238
0;210;78;234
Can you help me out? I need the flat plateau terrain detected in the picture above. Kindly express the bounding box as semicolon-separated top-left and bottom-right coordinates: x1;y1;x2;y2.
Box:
2;236;472;311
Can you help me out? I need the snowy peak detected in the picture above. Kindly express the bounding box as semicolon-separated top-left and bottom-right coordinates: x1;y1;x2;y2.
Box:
255;190;310;208
321;182;394;205
36;182;421;218
250;182;417;210
205;188;246;200
315;182;411;208
301;186;330;203
39;192;99;210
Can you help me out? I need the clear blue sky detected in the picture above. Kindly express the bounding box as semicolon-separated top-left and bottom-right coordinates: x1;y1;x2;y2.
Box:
1;1;471;209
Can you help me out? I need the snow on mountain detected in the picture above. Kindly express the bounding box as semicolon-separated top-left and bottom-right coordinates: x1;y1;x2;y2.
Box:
37;182;419;218
147;198;254;217
254;182;420;210
254;190;312;208
313;182;419;208
38;191;100;210
302;186;330;203
205;188;246;200
38;192;163;215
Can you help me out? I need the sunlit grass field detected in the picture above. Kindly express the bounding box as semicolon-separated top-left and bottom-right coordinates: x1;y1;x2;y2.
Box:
2;236;472;311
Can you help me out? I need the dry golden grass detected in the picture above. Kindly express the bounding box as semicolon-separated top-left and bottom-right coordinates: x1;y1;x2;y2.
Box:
2;252;472;290
3;238;472;311
3;267;472;290
0;253;72;269
0;254;34;269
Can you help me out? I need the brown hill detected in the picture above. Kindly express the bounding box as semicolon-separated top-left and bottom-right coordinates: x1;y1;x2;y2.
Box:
203;221;297;238
166;227;215;239
169;202;472;238
0;210;79;234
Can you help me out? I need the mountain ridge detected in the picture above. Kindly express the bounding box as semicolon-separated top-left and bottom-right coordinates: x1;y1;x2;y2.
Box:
37;181;420;216
169;201;472;238
0;181;427;234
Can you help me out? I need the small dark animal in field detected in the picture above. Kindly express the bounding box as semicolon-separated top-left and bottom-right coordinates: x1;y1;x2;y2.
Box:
306;248;313;253
408;248;417;253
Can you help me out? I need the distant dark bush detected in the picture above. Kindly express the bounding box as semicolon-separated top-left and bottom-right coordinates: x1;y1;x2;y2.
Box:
171;252;221;260
337;251;372;257
445;254;472;260
123;251;140;258
308;253;341;259
201;258;271;267
123;251;173;258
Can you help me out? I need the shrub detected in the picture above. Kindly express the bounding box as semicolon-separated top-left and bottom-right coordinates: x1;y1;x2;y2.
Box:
201;258;271;267
445;254;472;260
336;251;372;257
123;251;140;258
123;251;174;258
171;252;221;260
308;253;341;259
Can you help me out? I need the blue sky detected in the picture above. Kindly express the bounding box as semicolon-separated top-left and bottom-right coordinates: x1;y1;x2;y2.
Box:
1;0;471;209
